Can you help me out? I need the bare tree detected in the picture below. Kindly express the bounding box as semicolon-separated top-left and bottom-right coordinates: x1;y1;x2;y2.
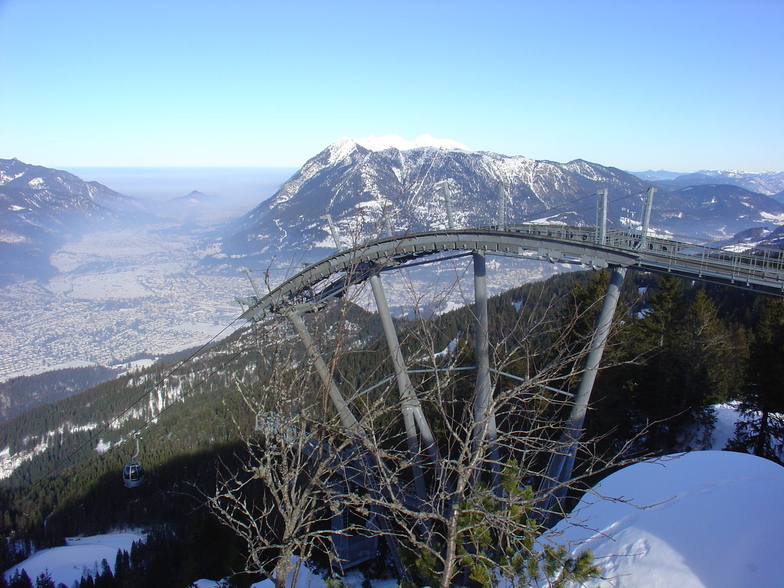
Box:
217;253;645;587
206;329;361;588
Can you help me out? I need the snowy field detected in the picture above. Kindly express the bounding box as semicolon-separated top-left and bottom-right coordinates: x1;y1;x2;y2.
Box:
547;450;784;587
3;532;144;587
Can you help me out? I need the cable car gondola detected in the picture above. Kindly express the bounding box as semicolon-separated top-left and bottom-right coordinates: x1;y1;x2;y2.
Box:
123;433;145;488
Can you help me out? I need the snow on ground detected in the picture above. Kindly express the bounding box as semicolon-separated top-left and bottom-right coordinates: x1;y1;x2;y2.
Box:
549;451;784;588
193;562;399;588
3;532;144;587
711;402;744;450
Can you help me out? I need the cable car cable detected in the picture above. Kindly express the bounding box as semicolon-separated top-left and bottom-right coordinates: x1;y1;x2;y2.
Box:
18;315;246;488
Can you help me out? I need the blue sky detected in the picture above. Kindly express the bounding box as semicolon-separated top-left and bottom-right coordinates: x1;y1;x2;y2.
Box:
1;0;782;172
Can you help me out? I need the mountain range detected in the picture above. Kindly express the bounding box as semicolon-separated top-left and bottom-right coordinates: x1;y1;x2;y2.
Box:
5;143;784;288
3;139;784;585
0;158;142;283
202;136;784;274
645;169;784;197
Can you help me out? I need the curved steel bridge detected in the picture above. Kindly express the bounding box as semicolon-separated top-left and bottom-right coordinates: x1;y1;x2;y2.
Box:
240;223;784;321
237;222;784;565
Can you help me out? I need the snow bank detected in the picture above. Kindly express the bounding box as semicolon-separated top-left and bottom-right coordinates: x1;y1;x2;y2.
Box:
3;532;144;587
195;561;399;588
549;451;784;588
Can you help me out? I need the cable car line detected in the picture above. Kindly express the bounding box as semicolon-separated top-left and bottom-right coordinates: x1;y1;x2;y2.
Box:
24;344;248;497
19;315;246;490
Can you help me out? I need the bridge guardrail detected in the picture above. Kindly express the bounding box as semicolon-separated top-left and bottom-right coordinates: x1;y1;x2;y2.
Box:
508;223;784;289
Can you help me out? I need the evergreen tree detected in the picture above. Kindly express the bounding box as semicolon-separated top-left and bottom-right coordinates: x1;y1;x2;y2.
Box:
8;570;32;588
629;280;743;450
93;560;112;588
33;571;54;588
729;297;784;462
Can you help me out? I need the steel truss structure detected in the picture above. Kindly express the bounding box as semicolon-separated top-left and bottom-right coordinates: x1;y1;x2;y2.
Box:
237;220;784;566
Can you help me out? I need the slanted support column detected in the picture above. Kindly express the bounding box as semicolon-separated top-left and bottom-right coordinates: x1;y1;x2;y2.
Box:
435;181;455;230
596;188;608;245
542;266;627;516
369;273;434;501
287;310;408;576
639;187;656;250
287;310;361;435
472;252;500;487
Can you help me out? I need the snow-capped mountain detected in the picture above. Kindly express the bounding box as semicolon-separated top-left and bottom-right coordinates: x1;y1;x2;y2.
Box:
629;169;686;182
205;136;784;270
209;136;649;267
649;169;784;196
663;184;784;238
0;157;142;224
0;157;146;283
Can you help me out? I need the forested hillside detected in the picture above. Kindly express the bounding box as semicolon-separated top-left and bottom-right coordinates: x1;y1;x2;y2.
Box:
0;367;123;424
2;268;783;587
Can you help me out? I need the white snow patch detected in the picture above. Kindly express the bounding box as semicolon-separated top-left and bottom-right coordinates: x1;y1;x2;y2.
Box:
353;134;470;152
548;451;784;588
94;439;114;454
114;358;157;376
721;243;756;253
759;211;784;224
4;532;145;587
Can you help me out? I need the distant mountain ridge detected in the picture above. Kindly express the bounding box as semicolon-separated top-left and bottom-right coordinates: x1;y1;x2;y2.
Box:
639;169;784;196
0;157;145;283
205;137;784;271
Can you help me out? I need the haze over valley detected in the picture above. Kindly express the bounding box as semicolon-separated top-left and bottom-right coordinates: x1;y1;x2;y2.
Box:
3;137;784;398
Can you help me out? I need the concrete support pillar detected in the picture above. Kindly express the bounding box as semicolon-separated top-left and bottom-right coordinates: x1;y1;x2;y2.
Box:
640;187;656;249
497;182;507;231
472;252;501;487
287;310;361;435
597;188;608;245
369;273;435;501
436;181;455;230
542;266;627;515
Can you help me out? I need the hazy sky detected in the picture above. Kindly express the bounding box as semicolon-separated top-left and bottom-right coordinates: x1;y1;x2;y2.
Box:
1;0;781;172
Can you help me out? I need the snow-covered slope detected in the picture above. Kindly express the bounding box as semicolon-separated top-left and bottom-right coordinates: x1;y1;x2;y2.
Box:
207;136;649;269
651;169;784;196
3;532;144;587
548;450;784;588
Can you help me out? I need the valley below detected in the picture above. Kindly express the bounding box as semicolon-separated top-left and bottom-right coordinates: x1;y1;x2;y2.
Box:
0;224;246;382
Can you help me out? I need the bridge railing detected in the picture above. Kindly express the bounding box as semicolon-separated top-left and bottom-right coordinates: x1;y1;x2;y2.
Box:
504;223;784;289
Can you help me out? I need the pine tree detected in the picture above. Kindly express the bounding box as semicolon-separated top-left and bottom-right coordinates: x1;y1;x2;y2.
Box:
8;569;32;588
33;571;54;588
93;559;113;588
630;280;743;450
729;297;784;462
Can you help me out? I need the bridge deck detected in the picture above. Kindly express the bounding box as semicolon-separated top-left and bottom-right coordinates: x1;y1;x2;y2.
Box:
240;224;784;321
